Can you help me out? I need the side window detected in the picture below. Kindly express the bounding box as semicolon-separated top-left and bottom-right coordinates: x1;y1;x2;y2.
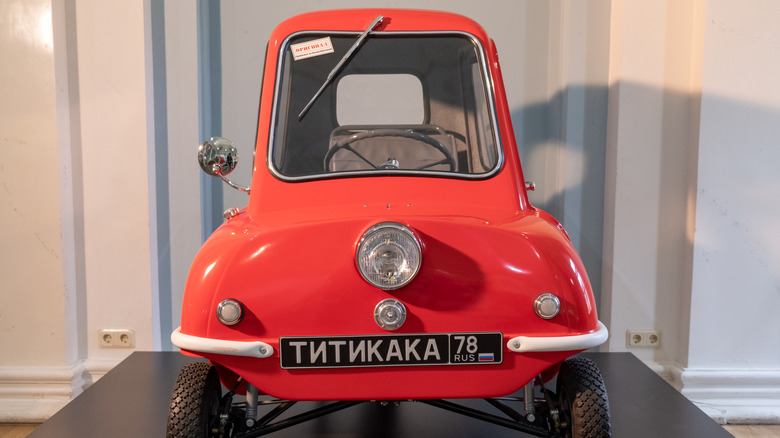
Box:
336;74;425;126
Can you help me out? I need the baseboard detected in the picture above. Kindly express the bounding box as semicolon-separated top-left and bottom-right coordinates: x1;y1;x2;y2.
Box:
0;358;121;422
661;362;780;424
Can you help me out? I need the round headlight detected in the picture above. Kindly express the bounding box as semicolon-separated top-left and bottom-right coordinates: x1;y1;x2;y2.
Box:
357;222;421;290
216;298;244;326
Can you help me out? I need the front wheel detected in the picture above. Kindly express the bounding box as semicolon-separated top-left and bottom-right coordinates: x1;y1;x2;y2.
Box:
167;362;222;438
555;357;611;438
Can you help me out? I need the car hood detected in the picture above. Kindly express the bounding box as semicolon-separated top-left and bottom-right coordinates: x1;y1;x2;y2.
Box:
180;206;598;340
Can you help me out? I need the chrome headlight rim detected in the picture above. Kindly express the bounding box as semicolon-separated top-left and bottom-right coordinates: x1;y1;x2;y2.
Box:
356;221;422;290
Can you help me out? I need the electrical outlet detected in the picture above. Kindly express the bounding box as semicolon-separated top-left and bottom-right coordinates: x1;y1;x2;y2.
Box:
99;329;135;348
626;330;661;349
646;331;661;347
627;331;644;347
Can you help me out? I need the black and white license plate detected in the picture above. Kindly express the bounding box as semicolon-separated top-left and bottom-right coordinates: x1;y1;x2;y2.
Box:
280;332;502;369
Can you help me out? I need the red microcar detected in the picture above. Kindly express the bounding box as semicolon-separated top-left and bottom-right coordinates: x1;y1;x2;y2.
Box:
167;9;610;438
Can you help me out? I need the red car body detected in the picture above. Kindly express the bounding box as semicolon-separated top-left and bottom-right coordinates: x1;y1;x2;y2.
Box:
172;8;607;402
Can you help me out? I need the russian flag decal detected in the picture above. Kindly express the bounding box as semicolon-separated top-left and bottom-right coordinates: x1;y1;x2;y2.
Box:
478;353;494;361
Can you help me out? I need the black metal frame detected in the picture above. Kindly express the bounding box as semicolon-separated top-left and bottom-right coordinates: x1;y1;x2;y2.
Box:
236;400;362;438
232;397;557;438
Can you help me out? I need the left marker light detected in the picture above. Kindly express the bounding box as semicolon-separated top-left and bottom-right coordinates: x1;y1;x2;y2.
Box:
217;298;244;326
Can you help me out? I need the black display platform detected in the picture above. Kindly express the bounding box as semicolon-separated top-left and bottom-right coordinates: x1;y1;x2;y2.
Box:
29;352;732;437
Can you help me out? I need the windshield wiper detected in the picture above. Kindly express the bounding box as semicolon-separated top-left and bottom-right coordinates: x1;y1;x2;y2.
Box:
298;15;384;120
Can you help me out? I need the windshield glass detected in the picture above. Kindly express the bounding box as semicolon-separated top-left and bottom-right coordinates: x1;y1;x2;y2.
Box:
270;32;501;179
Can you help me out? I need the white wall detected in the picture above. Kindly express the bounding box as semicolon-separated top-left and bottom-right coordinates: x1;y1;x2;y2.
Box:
0;0;63;366
0;0;154;421
601;0;780;423
681;0;780;422
73;0;154;365
1;0;779;425
601;0;703;367
0;0;71;421
690;0;780;370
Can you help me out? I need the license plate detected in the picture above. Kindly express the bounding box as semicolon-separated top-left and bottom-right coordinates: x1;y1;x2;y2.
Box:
280;332;502;369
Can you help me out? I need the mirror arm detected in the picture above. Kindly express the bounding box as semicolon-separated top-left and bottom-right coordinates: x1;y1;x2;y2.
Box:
213;165;250;194
219;174;251;194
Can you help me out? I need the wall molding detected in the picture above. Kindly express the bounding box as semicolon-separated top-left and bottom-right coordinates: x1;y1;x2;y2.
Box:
0;358;121;422
0;365;75;422
661;362;780;424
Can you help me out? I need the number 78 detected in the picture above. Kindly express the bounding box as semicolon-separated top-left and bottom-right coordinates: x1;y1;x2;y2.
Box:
453;335;478;354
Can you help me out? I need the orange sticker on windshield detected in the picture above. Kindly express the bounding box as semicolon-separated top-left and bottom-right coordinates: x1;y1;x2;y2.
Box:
291;37;334;61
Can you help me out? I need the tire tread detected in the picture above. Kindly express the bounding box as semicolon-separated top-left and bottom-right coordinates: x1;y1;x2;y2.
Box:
167;362;218;438
559;356;611;438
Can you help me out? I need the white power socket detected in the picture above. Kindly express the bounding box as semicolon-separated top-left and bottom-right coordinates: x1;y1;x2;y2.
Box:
99;329;135;348
626;330;661;348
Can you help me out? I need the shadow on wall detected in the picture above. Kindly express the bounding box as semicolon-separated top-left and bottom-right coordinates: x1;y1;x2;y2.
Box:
512;80;780;365
512;82;696;363
511;85;609;311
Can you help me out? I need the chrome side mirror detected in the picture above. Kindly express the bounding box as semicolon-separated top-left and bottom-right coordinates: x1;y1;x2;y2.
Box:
198;137;250;193
199;137;238;176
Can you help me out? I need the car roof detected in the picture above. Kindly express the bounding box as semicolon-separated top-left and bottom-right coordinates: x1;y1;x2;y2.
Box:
271;8;491;43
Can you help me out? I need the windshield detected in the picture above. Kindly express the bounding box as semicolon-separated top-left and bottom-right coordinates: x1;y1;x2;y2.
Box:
270;32;501;180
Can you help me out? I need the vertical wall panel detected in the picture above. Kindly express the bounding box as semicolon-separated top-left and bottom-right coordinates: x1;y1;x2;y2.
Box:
146;0;169;350
198;0;224;239
0;0;66;366
157;2;203;349
73;0;154;360
688;0;780;369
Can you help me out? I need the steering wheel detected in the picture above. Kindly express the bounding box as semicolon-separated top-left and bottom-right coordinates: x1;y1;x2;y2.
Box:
323;129;456;172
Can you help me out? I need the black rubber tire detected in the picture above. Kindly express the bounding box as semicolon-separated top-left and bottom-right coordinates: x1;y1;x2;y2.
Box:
167;362;222;438
556;357;611;438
